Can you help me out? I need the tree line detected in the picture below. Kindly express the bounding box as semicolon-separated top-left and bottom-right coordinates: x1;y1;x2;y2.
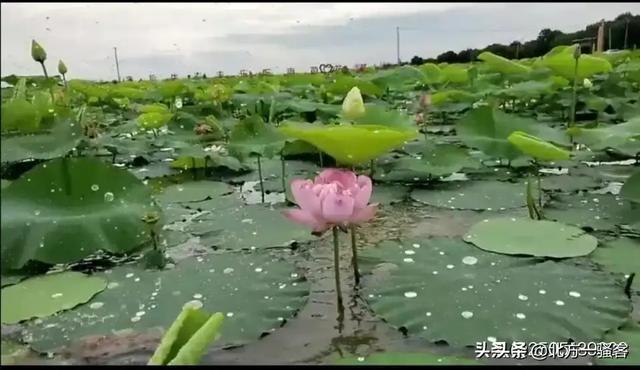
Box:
410;12;639;65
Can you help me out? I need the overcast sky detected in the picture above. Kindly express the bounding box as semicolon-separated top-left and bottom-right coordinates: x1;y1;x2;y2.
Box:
2;2;639;80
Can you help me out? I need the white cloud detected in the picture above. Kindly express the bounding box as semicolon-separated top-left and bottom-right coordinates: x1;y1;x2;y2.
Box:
1;3;638;80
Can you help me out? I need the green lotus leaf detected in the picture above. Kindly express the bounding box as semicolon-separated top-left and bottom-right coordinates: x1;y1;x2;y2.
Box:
279;121;418;165
507;131;571;161
478;51;531;75
536;46;613;79
431;90;477;106
138;112;174;130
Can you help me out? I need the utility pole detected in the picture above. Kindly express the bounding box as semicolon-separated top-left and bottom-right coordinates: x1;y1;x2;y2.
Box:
608;24;612;50
624;19;630;49
396;26;401;65
113;47;121;82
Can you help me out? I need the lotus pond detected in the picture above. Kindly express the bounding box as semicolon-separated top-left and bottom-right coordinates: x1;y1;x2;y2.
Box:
1;42;639;365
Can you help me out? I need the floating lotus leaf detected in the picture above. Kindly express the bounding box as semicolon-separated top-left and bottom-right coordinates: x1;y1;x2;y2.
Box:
279;121;418;165
23;252;309;353
137;112;173;130
1;271;106;324
358;238;630;347
621;171;640;204
568;118;640;157
464;218;598;258
456;106;569;160
411;180;531;211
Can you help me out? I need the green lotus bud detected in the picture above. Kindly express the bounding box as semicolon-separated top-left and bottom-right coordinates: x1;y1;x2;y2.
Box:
58;60;68;75
583;78;592;89
341;86;365;121
573;45;581;60
31;40;47;63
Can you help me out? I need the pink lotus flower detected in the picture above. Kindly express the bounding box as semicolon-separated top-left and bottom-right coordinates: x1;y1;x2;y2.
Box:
284;168;378;234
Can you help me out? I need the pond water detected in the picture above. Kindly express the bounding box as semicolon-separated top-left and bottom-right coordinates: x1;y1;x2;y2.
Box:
2;157;638;365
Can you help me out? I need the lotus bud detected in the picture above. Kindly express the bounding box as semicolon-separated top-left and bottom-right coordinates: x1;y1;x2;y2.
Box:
341;86;365;120
419;94;432;110
31;40;47;63
583;78;593;89
573;45;581;60
58;60;67;75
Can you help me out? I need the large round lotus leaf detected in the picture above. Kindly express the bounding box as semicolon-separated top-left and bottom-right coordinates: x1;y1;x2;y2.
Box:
155;181;233;204
478;51;531;75
368;65;426;90
278;121;418;166
567;119;640;157
0;157;161;270
544;194;640;232
353;104;415;131
23;252;309;353
591;237;640;291
380;145;481;182
1;99;40;133
228;115;287;160
137;112;173;130
161;203;197;225
334;352;481;365
358;238;630;347
537;50;612;80
371;184;409;205
597;320;640;365
1;111;82;163
1;271;107;324
456;106;568;160
430;90;476;106
187;204;316;250
464;218;598;258
621;171;640;204
541;175;602;193
411;180;529;211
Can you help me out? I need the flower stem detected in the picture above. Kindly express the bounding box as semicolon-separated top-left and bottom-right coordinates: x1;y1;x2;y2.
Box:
535;162;542;209
350;225;360;286
332;227;344;313
319;150;324;167
369;160;375;178
281;154;286;194
257;155;265;203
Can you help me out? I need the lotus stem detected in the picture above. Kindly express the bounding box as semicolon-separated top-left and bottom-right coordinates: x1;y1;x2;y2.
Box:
191;157;197;180
39;61;56;102
332;227;344;313
536;168;542;209
62;73;67;88
257;155;265;203
350;225;360;286
319;150;324;167
39;61;48;79
369;159;375;178
569;52;580;132
280;155;286;194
